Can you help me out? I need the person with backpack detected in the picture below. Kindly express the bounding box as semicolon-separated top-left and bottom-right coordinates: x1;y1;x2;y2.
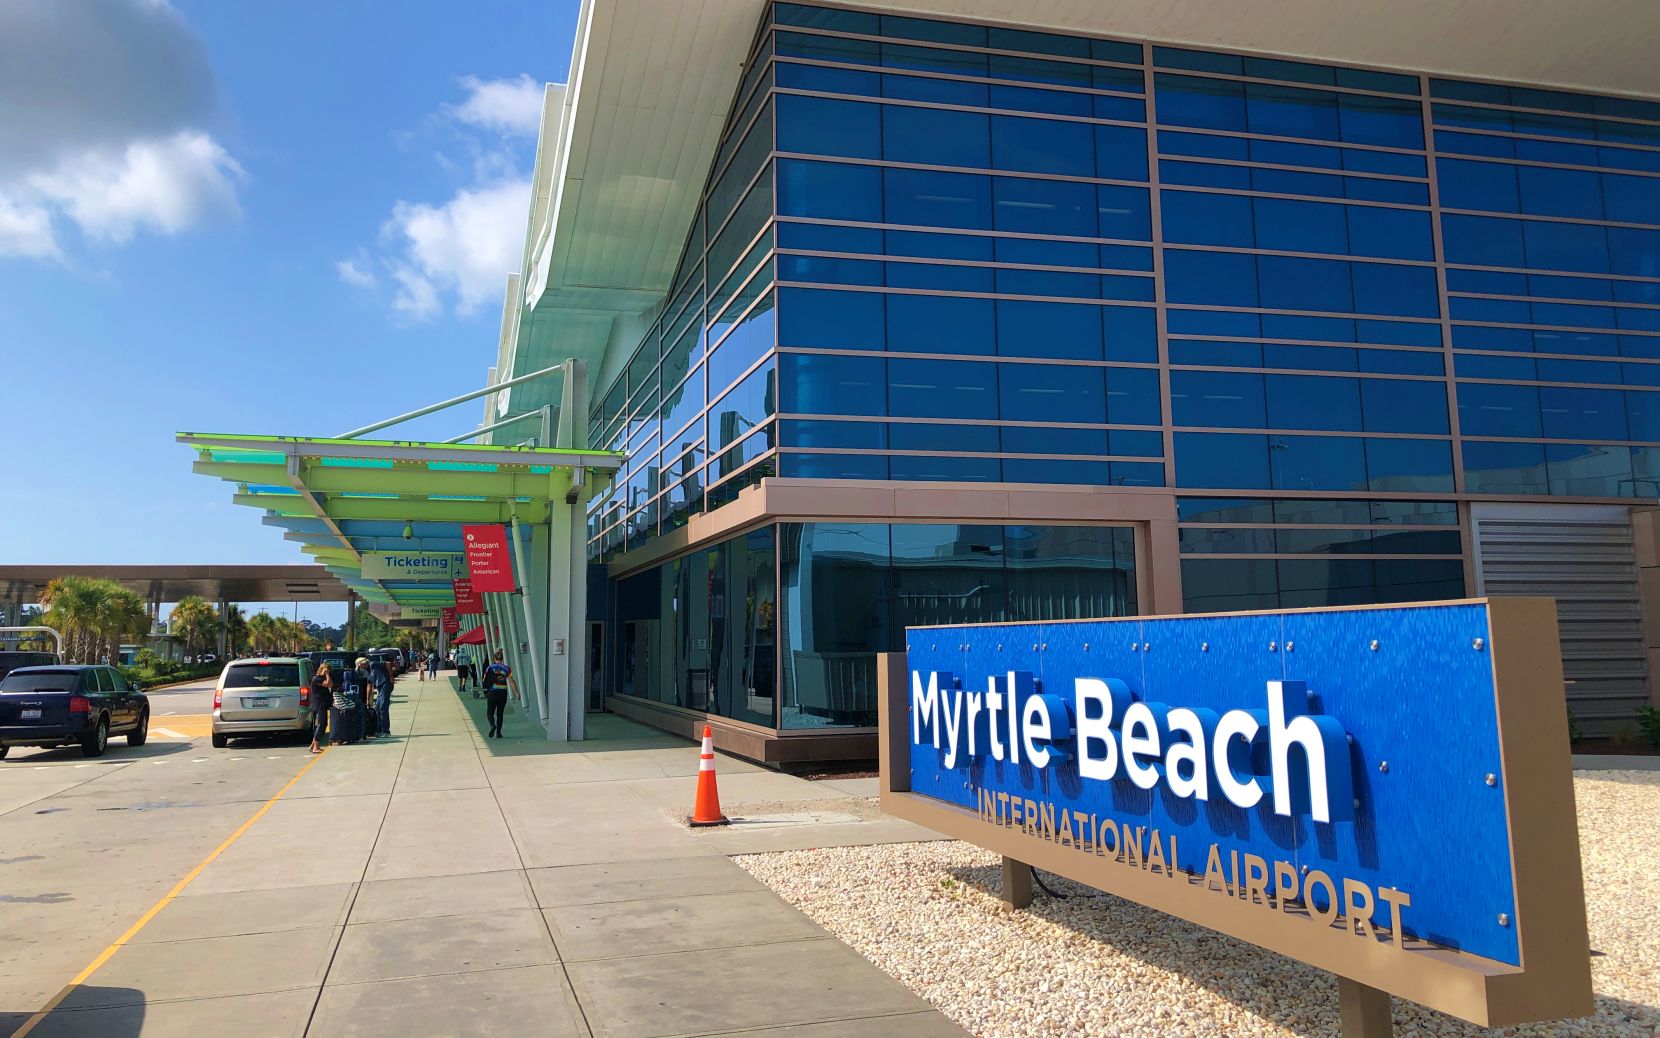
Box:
455;645;473;693
480;650;518;739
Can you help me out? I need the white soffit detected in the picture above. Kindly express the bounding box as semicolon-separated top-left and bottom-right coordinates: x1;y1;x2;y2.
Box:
526;0;1659;343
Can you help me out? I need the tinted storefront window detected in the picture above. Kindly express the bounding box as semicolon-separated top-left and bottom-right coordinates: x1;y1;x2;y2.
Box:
777;522;1136;728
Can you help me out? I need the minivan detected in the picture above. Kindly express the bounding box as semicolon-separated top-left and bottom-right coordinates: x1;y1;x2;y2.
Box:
211;657;314;747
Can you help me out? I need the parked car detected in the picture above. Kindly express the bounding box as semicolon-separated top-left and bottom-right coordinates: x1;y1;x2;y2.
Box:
0;665;149;759
196;654;218;665
0;650;60;682
211;657;314;748
367;648;403;676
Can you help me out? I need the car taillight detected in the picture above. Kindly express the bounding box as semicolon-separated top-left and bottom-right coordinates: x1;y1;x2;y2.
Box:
213;686;223;709
299;687;310;706
68;695;91;714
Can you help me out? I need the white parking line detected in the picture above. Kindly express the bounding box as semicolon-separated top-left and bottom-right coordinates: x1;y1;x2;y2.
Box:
152;728;186;739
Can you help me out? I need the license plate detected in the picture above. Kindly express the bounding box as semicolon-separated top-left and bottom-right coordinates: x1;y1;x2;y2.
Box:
21;708;41;720
243;697;272;708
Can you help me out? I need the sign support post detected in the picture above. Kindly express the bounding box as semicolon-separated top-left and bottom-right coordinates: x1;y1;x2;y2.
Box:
1339;979;1393;1038
1001;858;1033;910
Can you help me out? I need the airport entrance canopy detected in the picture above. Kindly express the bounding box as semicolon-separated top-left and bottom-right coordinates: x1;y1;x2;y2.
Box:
178;432;622;610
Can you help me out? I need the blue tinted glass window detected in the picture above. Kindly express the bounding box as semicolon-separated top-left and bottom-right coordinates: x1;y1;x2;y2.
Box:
989;26;1090;59
1627;392;1660;441
1095;124;1149;181
1156;74;1246;131
778;221;882;254
1002;426;1109;455
888;358;998;419
887;262;994;293
778;253;882;286
1162;160;1252;190
776;95;880;159
1254;198;1347;253
881;105;990;168
1176;432;1267;488
1458;382;1542;437
1547;443;1634;497
780;353;884;415
1344;177;1430;206
884;168;991;228
1365;438;1455;493
777;288;883;349
1602;173;1660;225
1003;458;1111;485
997;237;1095;267
1441;214;1526;267
991;116;1094;176
1182;558;1280;612
1351;261;1440;317
884;71;988;107
998;363;1106;422
883;42;986;78
776;4;877;32
887;294;995;355
1347;206;1434;260
1103;306;1158;362
1361;378;1450;433
779;453;886;479
1095;185;1148;242
1539;386;1628;440
1337;93;1423;148
1246;83;1340;141
993;176;1096;235
891;453;1002;482
1172;370;1264;428
886;230;993;261
1258;256;1354;313
778;159;882;221
882;13;983;45
1160;130;1248;160
709;290;775;391
1266;373;1362;430
1607;227;1660;278
780;419;887;449
1271;435;1367;491
1162;190;1253;247
1111;429;1164;457
775;60;879;96
1524;220;1608;274
1105;366;1163;425
709;361;777;450
996;300;1102;359
1517;166;1604;220
1166;250;1258;307
889;422;998;453
1463;441;1547;494
775;30;878;66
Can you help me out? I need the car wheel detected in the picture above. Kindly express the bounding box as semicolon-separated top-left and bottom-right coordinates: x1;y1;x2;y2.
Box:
211;732;228;749
0;746;9;760
81;717;109;758
127;709;149;747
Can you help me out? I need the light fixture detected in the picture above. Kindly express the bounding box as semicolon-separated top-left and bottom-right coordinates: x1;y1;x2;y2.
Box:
402;521;414;541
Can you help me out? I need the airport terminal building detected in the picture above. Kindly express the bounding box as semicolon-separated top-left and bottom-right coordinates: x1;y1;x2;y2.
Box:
491;0;1660;760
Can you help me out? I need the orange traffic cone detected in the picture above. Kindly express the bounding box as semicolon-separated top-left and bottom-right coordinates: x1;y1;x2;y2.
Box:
690;724;729;827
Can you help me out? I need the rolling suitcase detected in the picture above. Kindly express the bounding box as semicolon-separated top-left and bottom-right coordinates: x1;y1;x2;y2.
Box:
337;697;363;744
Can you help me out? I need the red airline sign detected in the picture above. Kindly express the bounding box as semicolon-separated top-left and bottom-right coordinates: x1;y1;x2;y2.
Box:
462;524;515;593
441;607;459;633
452;577;482;615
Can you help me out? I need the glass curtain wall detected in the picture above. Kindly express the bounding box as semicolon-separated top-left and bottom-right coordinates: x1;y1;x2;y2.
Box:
777;523;1136;727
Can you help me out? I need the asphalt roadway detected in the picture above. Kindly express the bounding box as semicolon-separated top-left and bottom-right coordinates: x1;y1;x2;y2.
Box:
0;674;960;1038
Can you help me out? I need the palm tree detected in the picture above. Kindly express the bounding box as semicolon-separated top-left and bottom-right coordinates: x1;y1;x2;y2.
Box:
170;597;219;659
224;604;249;655
246;611;277;654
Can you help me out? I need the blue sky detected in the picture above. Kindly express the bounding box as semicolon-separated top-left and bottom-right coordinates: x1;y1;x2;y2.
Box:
0;0;579;620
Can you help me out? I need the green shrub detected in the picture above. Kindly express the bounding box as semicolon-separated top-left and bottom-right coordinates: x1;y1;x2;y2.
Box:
1567;706;1583;743
1638;704;1660;749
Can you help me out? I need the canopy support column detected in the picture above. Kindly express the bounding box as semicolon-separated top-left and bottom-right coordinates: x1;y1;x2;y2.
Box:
509;512;550;735
550;357;590;742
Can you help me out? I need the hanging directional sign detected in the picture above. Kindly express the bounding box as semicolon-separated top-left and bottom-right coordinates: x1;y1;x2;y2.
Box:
462;524;515;593
878;599;1591;1031
453;577;482;615
441;607;459;633
361;552;465;581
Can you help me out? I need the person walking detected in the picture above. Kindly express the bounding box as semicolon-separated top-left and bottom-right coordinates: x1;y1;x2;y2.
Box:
368;653;393;738
455;644;473;694
417;648;426;682
308;661;332;754
426;649;439;681
480;650;518;739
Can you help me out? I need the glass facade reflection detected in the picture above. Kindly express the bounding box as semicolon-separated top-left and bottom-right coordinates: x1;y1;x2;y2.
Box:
587;1;1660;729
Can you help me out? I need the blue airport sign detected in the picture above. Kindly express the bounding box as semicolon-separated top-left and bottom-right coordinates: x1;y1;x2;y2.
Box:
879;599;1592;1028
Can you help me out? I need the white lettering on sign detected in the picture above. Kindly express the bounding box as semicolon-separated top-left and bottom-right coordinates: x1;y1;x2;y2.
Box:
913;670;1356;823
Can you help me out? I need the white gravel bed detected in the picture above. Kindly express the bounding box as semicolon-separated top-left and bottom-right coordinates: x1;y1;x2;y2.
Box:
734;772;1660;1038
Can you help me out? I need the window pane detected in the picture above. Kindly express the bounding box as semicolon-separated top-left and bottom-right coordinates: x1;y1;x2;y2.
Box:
1182;558;1279;612
776;95;880;160
1458;382;1541;437
1462;441;1549;494
777;159;881;221
887;294;995;355
1171;370;1265;428
993;176;1096;236
1270;434;1367;490
884;167;991;228
998;362;1106;422
1175;432;1268;488
780;353;885;415
882;105;990;168
991;115;1094;176
1266;374;1363;431
996;300;1102;359
1365;437;1455;493
777;288;882;349
779;522;890;729
1361;378;1450;433
888;358;998;418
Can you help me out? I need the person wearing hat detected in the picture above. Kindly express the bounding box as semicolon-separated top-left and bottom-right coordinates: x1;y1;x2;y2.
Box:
354;657;375;740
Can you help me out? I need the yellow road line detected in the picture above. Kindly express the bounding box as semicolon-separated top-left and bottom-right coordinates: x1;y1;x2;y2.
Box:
8;747;330;1038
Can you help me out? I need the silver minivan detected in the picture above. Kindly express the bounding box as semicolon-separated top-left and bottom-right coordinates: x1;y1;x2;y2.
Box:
211;657;313;747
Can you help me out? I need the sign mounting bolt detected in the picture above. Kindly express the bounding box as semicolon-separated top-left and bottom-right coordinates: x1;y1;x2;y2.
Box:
1497;913;1510;927
1268;641;1278;652
1369;639;1380;651
1485;773;1497;786
1285;641;1294;652
1473;637;1485;651
1141;642;1150;651
1378;761;1389;773
1200;642;1209;652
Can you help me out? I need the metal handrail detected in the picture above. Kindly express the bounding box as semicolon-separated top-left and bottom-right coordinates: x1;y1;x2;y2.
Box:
0;626;63;656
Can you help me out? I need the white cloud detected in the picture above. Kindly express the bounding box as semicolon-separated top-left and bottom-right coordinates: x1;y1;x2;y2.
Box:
382;178;529;320
0;195;58;260
449;75;545;137
336;257;378;289
27;132;242;246
0;1;240;261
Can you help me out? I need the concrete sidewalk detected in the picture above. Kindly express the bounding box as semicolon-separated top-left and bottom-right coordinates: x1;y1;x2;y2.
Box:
23;677;962;1038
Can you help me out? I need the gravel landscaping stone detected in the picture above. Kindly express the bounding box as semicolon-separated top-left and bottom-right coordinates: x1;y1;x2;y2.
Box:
735;772;1660;1037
